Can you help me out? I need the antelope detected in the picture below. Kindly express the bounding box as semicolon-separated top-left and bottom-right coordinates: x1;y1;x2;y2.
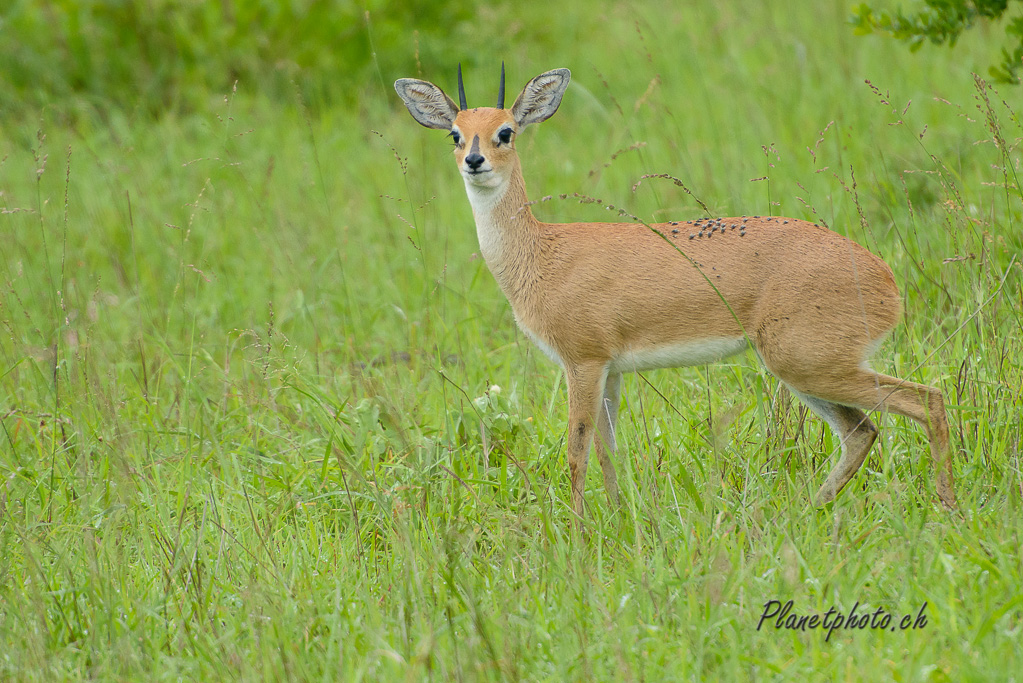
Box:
393;65;958;520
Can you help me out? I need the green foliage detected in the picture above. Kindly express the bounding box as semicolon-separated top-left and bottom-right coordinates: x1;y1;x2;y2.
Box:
0;0;477;115
852;0;1023;83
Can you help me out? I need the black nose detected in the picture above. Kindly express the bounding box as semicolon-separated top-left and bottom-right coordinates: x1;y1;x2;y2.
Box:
465;153;485;170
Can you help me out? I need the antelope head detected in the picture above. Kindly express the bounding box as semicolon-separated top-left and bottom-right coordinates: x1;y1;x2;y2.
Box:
395;65;571;195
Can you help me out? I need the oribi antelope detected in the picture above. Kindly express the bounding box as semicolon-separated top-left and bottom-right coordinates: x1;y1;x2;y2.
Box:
394;66;957;520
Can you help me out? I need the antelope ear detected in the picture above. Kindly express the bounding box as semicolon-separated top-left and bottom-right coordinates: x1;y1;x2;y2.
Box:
394;79;459;130
511;69;571;129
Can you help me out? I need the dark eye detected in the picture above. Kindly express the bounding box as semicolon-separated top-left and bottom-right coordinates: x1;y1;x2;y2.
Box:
497;128;513;145
450;130;461;145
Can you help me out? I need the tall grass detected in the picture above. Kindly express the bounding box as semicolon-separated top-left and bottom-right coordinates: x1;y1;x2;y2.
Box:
1;1;1021;680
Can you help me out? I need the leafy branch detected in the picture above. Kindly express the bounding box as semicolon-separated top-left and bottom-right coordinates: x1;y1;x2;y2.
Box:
851;0;1023;84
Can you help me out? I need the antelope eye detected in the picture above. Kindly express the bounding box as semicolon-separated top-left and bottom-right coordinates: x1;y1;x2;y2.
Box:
497;128;513;145
450;130;461;145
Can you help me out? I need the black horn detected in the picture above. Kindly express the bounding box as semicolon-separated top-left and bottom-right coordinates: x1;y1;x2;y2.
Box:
457;63;468;110
497;62;506;109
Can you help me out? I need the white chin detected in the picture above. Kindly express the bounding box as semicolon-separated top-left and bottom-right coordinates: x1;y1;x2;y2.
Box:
463;171;499;188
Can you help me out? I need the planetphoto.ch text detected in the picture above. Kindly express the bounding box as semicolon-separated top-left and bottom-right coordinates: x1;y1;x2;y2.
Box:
757;600;929;641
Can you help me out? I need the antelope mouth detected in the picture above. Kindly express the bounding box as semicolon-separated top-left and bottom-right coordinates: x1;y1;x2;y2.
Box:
463;169;497;186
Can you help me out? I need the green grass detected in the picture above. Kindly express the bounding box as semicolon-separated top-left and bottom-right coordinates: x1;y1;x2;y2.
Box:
1;2;1022;680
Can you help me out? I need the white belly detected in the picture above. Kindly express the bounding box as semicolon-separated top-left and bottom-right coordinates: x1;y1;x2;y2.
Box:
609;337;748;373
516;316;747;374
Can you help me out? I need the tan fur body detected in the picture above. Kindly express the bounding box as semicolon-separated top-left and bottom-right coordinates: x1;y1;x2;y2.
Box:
484;201;899;373
395;68;957;522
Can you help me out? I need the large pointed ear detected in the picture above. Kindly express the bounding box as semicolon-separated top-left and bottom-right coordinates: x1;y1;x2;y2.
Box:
394;79;459;130
511;69;571;129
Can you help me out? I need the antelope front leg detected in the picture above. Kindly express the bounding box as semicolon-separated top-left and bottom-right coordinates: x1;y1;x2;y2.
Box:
595;370;622;506
565;362;605;521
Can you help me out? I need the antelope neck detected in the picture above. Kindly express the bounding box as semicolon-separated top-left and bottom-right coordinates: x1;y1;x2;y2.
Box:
464;159;544;295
